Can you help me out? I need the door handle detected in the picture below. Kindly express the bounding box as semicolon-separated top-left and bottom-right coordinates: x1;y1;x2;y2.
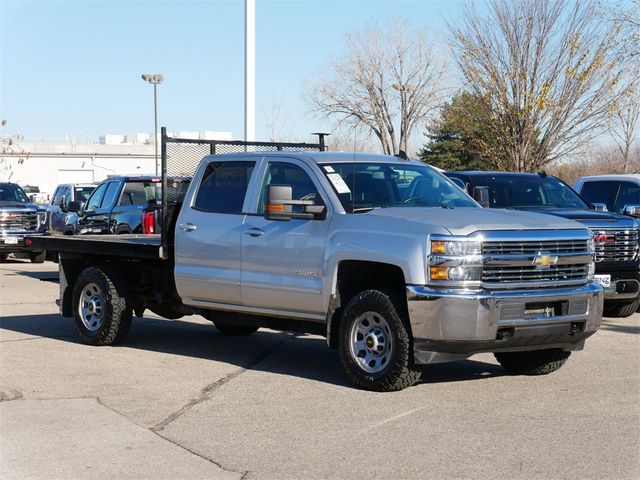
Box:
178;223;197;232
244;228;264;237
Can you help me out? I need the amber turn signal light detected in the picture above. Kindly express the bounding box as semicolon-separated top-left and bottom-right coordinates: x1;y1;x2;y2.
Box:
429;266;448;280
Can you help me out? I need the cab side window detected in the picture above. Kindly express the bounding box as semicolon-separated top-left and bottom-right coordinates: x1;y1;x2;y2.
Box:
193;161;255;213
100;182;121;209
85;182;108;211
614;182;640;212
52;187;64;206
258;162;320;215
62;187;72;207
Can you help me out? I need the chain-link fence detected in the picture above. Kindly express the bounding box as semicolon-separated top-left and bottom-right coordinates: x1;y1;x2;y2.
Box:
159;127;327;256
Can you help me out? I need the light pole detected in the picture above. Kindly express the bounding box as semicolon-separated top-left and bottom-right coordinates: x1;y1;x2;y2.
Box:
141;73;164;175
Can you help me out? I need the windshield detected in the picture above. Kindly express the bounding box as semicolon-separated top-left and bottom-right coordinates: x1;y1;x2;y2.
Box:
473;176;589;209
321;163;477;213
0;184;29;203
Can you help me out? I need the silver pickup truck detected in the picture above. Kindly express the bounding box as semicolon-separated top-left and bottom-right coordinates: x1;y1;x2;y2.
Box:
31;151;603;391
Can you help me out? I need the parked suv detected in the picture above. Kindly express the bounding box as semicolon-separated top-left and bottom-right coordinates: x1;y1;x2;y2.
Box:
0;182;47;262
446;171;640;317
574;175;640;218
47;183;96;234
64;175;189;235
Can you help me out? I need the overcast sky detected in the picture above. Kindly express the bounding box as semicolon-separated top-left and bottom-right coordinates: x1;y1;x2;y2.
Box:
0;0;474;144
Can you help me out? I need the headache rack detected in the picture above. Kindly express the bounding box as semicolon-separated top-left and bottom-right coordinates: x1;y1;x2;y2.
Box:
159;127;328;259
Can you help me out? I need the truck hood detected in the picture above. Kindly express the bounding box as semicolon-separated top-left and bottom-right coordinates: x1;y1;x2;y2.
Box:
0;201;39;211
514;207;636;229
365;207;584;236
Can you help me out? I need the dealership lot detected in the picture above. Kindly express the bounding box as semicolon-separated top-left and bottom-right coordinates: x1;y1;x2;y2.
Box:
1;260;638;480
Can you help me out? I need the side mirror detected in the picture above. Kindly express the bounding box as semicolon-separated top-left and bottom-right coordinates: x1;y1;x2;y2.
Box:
67;201;83;213
622;205;640;217
591;202;608;212
264;185;326;221
473;186;490;208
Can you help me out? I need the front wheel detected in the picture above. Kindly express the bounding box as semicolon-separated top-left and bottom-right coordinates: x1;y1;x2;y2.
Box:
494;349;571;376
72;266;132;345
603;299;640;318
338;290;421;392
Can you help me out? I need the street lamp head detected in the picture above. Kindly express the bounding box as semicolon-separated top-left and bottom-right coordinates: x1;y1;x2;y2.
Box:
141;73;164;84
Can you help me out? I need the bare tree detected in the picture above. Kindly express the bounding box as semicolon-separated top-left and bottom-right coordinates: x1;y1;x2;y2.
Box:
610;82;640;173
450;0;629;171
263;93;297;143
307;19;448;155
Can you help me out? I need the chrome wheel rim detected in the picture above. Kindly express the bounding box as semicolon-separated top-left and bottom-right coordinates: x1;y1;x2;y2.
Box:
349;311;393;374
79;282;104;332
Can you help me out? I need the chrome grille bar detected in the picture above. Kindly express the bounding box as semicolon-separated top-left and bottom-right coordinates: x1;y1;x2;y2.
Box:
592;228;639;263
0;212;38;231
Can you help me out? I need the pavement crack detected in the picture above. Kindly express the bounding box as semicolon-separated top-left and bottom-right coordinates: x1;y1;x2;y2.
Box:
152;430;248;478
151;334;294;432
0;335;76;343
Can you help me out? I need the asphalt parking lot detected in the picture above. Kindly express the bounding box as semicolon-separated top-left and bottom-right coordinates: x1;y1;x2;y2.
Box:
1;260;639;480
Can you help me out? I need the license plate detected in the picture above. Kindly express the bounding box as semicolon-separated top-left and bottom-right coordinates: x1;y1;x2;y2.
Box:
594;274;611;288
4;236;18;245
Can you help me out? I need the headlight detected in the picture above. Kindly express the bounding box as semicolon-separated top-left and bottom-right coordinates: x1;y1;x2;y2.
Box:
36;211;46;228
428;238;483;285
431;240;481;256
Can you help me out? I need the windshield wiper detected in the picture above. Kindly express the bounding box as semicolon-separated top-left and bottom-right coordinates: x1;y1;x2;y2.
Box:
440;203;454;209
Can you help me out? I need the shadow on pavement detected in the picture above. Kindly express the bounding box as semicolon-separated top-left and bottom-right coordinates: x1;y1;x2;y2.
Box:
1;313;508;389
600;321;640;335
12;270;60;282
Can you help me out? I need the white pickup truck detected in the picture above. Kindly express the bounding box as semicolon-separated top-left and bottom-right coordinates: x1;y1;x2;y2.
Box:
31;150;603;391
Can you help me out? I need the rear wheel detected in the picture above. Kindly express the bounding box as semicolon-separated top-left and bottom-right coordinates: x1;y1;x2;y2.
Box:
0;253;8;262
29;251;46;263
338;289;421;392
603;299;640;318
494;349;571;375
72;266;132;345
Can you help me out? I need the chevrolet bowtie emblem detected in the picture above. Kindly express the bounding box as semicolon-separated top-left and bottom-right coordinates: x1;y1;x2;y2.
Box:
533;253;559;269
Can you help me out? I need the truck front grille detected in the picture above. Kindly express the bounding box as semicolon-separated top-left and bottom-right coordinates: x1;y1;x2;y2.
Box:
482;239;591;289
483;239;587;255
592;228;639;263
0;212;38;231
482;264;590;283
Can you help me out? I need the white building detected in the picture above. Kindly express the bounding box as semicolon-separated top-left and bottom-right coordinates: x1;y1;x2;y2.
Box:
0;131;234;196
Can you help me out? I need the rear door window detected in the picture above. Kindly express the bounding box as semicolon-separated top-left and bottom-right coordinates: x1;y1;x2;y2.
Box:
193;161;255;213
120;182;152;206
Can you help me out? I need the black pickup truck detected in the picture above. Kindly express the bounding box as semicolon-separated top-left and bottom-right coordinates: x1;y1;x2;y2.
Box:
64;175;189;235
446;171;640;317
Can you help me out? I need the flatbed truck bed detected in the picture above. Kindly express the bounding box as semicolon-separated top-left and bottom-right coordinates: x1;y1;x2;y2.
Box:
28;234;163;260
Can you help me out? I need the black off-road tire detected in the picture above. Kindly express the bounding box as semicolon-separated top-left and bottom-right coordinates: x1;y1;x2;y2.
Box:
338;289;421;392
29;251;46;263
72;266;132;346
494;349;571;376
603;299;640;318
213;322;259;336
0;253;8;262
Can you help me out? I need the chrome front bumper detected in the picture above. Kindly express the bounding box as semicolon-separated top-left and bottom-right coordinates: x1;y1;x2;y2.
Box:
406;282;603;365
